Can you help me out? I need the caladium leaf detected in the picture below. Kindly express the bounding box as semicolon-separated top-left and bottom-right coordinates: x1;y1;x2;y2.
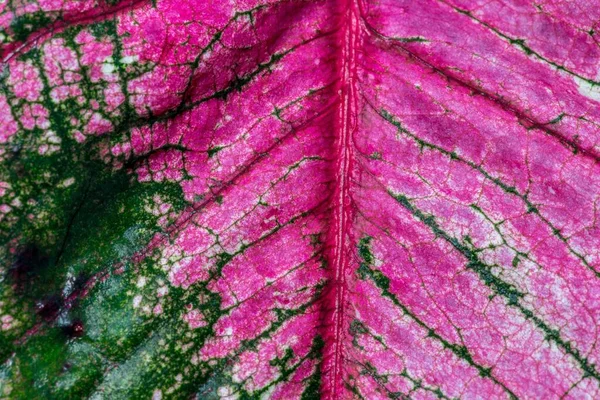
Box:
1;0;600;398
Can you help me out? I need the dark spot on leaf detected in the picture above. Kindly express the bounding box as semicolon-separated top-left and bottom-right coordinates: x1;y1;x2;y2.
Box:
61;362;72;373
8;245;49;290
35;295;63;321
63;320;85;338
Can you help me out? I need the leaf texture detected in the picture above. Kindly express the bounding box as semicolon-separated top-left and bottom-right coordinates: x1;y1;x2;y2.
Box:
1;0;600;399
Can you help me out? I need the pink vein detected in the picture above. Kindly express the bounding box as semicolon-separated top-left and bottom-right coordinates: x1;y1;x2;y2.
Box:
323;0;360;398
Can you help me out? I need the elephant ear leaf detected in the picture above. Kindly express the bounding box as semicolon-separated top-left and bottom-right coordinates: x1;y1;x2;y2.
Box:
2;0;600;399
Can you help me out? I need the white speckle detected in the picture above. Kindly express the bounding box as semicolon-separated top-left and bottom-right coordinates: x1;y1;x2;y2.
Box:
120;55;138;64
61;177;75;188
314;58;320;65
224;327;233;336
50;90;61;103
168;261;181;277
575;76;600;102
157;286;168;297
259;386;275;399
217;386;233;397
152;389;162;400
102;62;115;76
175;374;183;382
136;276;147;288
133;295;143;308
1;315;14;331
46;130;61;144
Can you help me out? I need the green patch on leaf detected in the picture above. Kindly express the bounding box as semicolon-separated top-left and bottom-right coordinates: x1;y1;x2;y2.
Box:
11;11;52;42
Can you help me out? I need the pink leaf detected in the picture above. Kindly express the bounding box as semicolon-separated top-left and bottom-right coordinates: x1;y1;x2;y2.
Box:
2;0;600;398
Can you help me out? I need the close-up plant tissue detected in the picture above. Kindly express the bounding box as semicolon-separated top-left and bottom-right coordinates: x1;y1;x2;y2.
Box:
1;0;599;398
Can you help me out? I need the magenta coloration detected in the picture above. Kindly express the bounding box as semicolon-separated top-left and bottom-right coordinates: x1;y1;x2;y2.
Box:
1;0;600;398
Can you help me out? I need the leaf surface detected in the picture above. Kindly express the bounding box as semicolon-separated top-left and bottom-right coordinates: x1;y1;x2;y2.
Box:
1;0;600;399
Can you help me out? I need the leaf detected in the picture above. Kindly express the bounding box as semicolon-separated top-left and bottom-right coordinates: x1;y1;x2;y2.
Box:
1;0;600;398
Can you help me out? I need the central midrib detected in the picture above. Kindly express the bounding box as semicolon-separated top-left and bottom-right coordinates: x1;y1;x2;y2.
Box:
323;0;361;398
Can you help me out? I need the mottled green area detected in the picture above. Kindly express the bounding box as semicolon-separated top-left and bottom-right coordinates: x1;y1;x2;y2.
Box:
1;4;175;362
0;114;188;397
0;11;196;398
0;87;187;355
0;4;328;398
0;167;323;398
10;11;53;42
0;329;105;398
